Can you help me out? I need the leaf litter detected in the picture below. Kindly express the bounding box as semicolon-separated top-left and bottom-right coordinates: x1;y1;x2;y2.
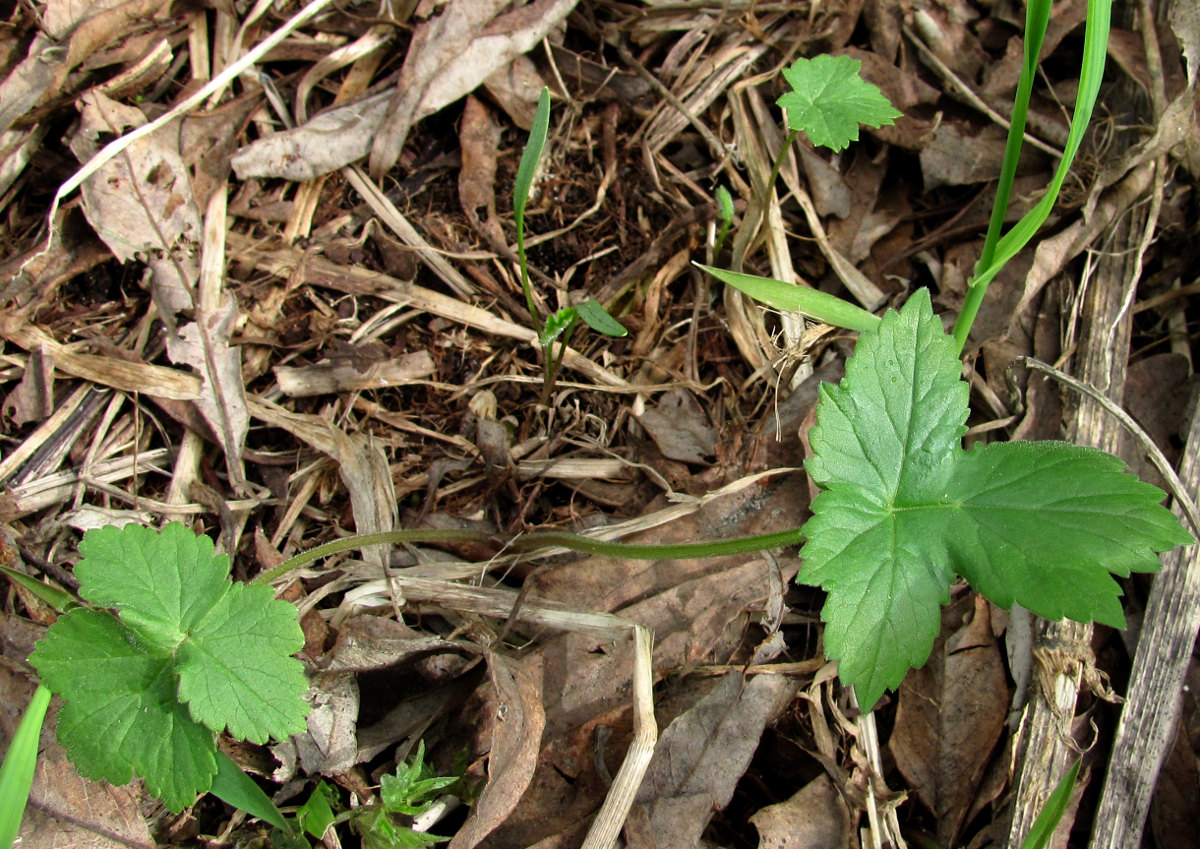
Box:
1;0;1199;847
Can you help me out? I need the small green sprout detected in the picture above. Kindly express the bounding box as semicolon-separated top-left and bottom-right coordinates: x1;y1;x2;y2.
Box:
513;87;627;405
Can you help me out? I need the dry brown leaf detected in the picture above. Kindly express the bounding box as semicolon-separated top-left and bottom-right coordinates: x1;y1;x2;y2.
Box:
449;653;545;849
637;388;716;465
369;0;578;178
889;594;1008;847
1172;0;1200;85
749;773;853;849
69;91;202;262
919;123;1012;190
479;474;807;846
631;672;800;849
1;345;55;426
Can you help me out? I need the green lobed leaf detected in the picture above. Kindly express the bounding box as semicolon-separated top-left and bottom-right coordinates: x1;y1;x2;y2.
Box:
177;580;310;743
776;55;901;152
29;523;310;811
75;522;231;647
30;608;218;811
800;289;1192;708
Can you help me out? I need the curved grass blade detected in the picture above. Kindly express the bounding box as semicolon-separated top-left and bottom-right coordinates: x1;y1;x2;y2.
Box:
0;684;51;849
953;0;1109;349
697;264;880;332
210;749;292;834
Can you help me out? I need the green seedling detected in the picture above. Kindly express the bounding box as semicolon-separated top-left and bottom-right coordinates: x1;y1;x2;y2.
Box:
693;0;1194;708
2;522;308;845
282;742;468;848
711;185;735;258
514;87;627;405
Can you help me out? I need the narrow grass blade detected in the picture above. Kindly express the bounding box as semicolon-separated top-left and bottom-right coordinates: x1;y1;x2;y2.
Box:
697;263;880;332
513;87;551;225
514;86;551;323
0;684;51;849
0;566;76;613
973;0;1109;291
1020;759;1081;849
978;0;1052;273
576;299;627;337
210;749;292;834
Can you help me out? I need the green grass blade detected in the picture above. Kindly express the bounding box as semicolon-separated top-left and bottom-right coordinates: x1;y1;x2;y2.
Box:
513;87;551;226
977;0;1052;276
1020;759;1081;849
0;684;51;849
696;263;880;332
576;299;627;337
953;0;1110;350
210;749;292;834
513;87;551;324
0;566;77;613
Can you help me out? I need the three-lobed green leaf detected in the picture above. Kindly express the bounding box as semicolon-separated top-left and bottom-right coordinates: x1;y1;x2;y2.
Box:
801;289;1192;708
30;523;309;811
777;54;901;151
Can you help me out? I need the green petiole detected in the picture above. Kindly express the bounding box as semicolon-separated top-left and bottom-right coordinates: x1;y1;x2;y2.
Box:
251;526;806;587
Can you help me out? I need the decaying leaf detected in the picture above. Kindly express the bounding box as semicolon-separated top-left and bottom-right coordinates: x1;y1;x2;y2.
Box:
750;773;852;849
889;594;1008;845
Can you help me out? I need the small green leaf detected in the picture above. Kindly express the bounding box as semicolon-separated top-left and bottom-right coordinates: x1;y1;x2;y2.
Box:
513;87;551;226
1021;758;1081;849
576;299;627;337
696;264;880;332
297;780;339;839
540;307;577;346
801;289;1191;707
381;742;458;817
776;55;901;151
715;186;734;223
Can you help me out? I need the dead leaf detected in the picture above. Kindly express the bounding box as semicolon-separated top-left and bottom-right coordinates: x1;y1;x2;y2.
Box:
449;653;545;849
2;345;55;425
750;773;852;849
637;389;716;464
164;295;250;491
69;91;202;262
631;672;800;849
889;594;1008;846
1172;0;1200;85
369;0;578;178
919;123;1012;190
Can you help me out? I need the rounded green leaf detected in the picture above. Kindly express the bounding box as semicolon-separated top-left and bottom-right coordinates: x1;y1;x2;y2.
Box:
576;299;627;337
